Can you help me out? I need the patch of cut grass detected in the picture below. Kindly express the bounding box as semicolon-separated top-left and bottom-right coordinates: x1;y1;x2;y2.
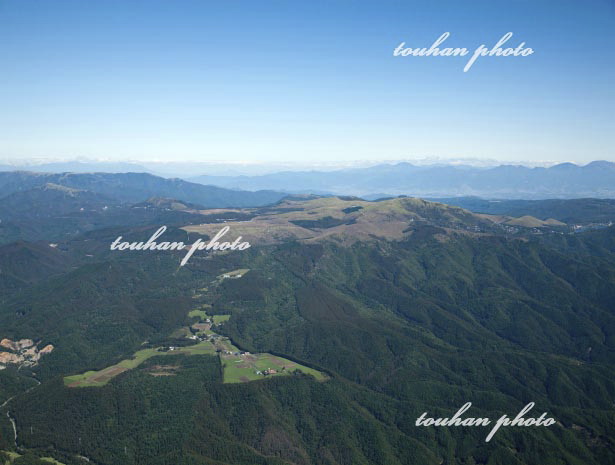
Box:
65;305;326;388
212;314;231;324
222;361;262;383
188;309;208;319
223;352;327;383
178;341;217;355
0;451;66;465
40;458;67;465
64;344;217;387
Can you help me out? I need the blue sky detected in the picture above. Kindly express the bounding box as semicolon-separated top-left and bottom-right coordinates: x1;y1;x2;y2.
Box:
0;0;613;165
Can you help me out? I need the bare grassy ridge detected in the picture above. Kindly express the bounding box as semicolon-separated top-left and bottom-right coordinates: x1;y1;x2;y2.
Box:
183;197;474;244
182;196;565;247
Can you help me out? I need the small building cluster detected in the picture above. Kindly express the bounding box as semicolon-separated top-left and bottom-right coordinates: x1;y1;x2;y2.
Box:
255;368;278;376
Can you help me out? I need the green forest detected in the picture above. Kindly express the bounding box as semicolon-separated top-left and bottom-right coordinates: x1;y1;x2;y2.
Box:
1;199;615;464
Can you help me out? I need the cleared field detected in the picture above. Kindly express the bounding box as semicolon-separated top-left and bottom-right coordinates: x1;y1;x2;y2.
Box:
64;343;216;387
65;340;325;387
191;322;211;332
188;309;208;319
0;451;66;464
40;458;66;465
3;451;20;461
212;314;230;324
222;352;327;383
64;366;127;388
65;306;326;388
223;360;261;383
180;341;218;355
189;308;230;327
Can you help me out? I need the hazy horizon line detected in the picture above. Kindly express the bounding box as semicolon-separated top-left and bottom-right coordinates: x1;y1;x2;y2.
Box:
2;156;613;172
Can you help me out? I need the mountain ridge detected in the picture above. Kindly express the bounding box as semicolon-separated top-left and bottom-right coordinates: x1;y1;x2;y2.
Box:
0;171;287;208
188;160;615;199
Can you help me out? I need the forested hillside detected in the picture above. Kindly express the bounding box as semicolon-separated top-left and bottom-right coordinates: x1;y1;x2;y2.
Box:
1;196;614;464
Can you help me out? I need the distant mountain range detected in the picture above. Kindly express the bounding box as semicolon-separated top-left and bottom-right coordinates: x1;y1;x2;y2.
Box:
0;171;288;244
0;182;211;245
3;160;615;199
0;171;286;207
188;160;615;199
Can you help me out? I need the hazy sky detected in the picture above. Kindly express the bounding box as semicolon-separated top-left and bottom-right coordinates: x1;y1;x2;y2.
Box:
0;0;613;164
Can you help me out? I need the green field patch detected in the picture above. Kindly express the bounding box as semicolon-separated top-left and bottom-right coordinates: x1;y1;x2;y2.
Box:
2;451;21;462
188;309;209;319
212;314;231;324
40;458;66;465
222;362;262;383
222;352;327;383
64;342;217;387
65;303;325;388
65;341;325;387
0;451;66;465
179;341;217;355
189;307;231;327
